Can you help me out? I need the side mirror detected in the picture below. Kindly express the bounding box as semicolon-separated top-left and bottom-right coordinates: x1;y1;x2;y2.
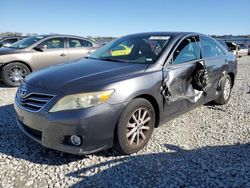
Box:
33;46;44;52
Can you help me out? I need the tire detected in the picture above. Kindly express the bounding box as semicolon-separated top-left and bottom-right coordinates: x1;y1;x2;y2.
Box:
114;98;155;154
213;75;232;105
1;62;30;87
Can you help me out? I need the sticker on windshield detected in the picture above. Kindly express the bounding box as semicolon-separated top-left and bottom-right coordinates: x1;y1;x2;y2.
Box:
149;36;170;40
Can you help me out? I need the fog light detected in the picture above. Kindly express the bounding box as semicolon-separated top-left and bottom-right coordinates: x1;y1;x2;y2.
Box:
70;135;82;146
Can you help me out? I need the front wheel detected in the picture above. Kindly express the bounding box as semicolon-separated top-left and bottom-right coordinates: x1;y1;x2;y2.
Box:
213;75;232;105
1;62;30;87
115;98;155;154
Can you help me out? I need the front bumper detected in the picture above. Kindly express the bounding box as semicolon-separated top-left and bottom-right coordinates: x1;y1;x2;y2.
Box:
14;97;127;155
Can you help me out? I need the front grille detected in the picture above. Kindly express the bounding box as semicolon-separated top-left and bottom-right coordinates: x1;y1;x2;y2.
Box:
17;93;54;112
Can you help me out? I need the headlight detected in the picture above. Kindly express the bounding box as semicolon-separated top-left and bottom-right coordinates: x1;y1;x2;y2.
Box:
49;90;114;112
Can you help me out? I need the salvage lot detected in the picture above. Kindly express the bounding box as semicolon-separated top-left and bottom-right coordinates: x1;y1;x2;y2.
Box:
0;57;250;187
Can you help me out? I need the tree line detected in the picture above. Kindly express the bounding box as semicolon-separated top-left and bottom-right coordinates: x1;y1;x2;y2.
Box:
0;32;38;37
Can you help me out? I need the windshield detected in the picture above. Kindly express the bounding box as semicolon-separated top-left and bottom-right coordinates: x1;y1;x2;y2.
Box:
239;44;247;49
90;35;170;64
10;36;45;49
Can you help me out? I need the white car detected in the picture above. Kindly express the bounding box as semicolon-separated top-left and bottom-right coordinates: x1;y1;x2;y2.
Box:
238;44;248;57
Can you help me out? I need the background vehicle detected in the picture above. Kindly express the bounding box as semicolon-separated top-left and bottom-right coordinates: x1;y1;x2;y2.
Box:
237;44;248;57
0;34;100;86
0;36;26;48
214;39;241;57
225;41;239;56
14;32;237;155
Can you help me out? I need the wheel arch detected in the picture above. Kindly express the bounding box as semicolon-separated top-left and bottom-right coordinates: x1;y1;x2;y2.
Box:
134;94;160;128
228;72;235;88
112;92;161;149
1;60;33;73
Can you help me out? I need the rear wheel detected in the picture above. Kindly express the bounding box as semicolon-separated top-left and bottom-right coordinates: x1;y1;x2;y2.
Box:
213;75;232;105
115;98;155;154
1;62;30;87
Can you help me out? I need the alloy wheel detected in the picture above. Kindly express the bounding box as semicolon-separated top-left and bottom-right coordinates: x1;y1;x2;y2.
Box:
223;78;231;100
126;108;151;147
8;65;28;83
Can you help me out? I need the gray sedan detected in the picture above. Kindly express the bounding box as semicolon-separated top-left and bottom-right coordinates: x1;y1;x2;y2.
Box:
14;32;237;155
0;35;100;86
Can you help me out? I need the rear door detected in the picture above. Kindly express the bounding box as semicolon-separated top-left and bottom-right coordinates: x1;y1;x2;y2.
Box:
162;35;208;120
32;37;69;70
67;38;95;61
200;35;228;102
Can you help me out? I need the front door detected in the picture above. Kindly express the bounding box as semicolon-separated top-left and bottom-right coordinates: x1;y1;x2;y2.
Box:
162;36;208;120
32;37;69;70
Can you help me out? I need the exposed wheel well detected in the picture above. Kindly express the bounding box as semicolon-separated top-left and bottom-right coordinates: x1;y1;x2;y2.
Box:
135;94;160;128
228;72;235;87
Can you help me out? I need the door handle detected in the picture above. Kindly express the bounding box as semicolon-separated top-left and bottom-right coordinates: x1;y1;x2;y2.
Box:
60;53;66;57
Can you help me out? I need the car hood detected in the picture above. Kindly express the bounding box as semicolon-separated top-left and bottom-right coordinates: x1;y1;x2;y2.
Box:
0;47;24;55
26;58;149;92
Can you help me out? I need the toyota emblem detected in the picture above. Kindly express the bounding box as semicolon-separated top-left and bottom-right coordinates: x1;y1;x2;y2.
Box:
19;84;27;98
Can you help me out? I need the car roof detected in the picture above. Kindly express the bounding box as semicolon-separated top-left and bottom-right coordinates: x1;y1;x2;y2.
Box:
37;34;90;39
30;34;96;44
125;32;199;38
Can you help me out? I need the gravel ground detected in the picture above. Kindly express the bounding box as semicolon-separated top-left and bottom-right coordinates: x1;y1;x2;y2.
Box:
0;56;250;188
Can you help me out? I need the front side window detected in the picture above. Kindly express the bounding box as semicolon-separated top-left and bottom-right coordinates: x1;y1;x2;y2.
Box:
201;36;225;58
69;38;92;48
173;36;201;65
90;35;170;64
38;38;64;49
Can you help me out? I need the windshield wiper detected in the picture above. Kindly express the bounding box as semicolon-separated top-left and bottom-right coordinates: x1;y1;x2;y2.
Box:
86;56;128;63
84;57;99;60
99;58;127;63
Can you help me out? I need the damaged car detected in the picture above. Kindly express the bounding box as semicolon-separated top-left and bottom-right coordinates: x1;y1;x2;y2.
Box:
14;32;237;155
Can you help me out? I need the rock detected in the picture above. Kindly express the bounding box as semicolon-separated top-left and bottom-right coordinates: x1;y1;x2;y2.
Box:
25;180;34;186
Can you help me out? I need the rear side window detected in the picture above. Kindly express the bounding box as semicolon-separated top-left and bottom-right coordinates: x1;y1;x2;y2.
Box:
201;36;225;58
68;38;92;48
173;36;201;65
38;38;65;49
